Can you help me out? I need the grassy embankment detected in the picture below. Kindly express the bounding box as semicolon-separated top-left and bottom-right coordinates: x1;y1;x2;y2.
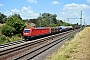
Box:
47;27;90;60
0;24;22;44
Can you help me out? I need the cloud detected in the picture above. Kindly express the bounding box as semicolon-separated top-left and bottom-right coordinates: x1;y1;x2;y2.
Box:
59;3;90;24
58;3;90;25
4;6;39;19
59;11;80;19
87;0;90;3
11;8;20;13
27;0;37;3
63;3;90;11
52;1;60;4
0;4;4;6
59;11;82;24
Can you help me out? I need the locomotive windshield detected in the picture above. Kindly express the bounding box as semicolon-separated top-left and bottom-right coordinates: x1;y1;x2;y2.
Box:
24;29;30;33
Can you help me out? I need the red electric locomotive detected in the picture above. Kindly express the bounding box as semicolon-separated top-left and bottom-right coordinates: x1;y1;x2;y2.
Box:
23;27;50;40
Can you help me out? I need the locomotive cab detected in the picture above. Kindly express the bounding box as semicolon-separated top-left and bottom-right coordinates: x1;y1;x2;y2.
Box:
23;29;31;40
24;29;30;33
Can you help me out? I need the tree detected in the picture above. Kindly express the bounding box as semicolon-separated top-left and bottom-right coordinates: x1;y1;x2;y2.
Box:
7;14;26;34
41;19;49;27
51;14;57;24
2;14;26;37
41;13;57;26
41;13;51;26
14;14;22;20
0;12;7;23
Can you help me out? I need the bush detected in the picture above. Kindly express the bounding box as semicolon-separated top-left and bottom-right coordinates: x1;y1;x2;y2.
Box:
0;35;6;44
0;35;6;41
50;24;57;27
1;25;15;37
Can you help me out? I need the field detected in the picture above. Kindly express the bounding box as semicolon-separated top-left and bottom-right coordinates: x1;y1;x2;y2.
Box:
47;27;90;60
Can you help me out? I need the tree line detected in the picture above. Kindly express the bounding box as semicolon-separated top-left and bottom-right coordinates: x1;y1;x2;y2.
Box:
23;13;72;27
0;12;77;37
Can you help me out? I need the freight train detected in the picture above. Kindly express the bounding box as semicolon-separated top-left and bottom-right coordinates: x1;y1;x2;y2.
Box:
22;26;80;40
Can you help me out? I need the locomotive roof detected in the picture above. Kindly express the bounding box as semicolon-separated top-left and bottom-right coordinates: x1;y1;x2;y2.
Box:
24;27;50;29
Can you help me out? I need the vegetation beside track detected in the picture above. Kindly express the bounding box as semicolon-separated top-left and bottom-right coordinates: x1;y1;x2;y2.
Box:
0;14;25;44
0;35;22;44
47;27;90;60
0;23;22;44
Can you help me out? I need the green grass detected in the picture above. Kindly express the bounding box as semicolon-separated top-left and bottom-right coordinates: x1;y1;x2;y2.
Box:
0;27;2;35
47;31;82;60
47;27;90;60
68;34;74;41
9;35;22;42
0;35;22;44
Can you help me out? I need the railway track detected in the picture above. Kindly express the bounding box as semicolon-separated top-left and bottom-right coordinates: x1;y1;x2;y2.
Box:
0;28;82;60
0;40;26;48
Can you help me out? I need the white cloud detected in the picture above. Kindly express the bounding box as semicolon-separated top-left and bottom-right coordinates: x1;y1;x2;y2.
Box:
60;11;79;18
63;3;90;11
11;8;20;13
87;0;90;3
59;3;90;24
58;3;90;25
0;4;4;6
52;1;60;4
27;0;37;3
21;6;39;19
4;6;39;19
59;11;81;24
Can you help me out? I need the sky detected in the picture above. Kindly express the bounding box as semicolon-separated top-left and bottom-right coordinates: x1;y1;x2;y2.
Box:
0;0;90;25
